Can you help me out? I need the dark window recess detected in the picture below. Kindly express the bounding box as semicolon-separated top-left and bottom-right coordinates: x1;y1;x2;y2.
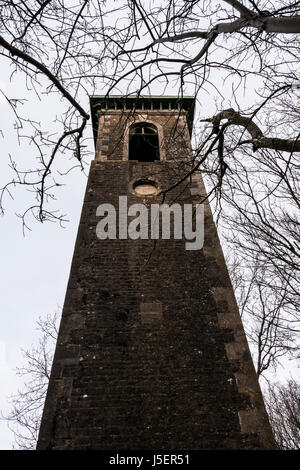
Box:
129;123;159;161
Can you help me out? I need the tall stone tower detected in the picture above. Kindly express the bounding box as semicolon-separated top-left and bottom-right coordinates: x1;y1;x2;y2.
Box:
37;96;275;450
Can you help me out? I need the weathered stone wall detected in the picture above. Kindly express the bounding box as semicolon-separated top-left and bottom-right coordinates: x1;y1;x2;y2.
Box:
37;108;275;450
95;109;192;162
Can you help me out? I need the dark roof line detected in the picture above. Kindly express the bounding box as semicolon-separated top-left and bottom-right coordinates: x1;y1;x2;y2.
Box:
89;95;195;147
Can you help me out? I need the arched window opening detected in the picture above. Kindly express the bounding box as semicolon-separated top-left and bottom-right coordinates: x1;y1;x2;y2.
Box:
129;123;159;162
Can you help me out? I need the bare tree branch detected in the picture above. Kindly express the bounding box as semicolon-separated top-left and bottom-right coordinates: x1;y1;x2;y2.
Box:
203;108;300;152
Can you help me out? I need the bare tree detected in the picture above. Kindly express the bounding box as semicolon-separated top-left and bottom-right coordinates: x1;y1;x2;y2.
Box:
1;1;300;223
206;97;300;376
265;378;300;449
3;311;60;450
227;254;300;378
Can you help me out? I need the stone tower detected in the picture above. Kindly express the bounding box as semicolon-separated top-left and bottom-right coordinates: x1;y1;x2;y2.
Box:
37;96;275;450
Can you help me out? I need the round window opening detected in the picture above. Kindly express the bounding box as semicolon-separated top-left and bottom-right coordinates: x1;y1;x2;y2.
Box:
133;180;158;196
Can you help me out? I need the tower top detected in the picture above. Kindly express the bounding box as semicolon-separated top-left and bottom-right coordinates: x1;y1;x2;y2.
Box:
89;95;195;146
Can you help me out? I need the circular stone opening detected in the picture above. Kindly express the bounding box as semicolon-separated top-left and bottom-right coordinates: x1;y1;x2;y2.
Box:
133;180;158;196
